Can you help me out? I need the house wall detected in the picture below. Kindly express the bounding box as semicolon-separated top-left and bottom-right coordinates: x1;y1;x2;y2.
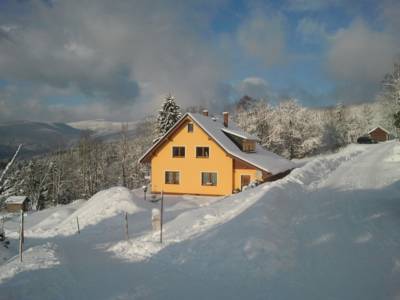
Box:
369;128;388;142
151;118;233;195
6;203;24;213
233;159;259;191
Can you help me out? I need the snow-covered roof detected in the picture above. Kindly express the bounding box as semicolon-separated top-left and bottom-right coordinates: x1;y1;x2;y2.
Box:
5;196;29;204
140;112;296;174
368;126;390;134
221;127;259;141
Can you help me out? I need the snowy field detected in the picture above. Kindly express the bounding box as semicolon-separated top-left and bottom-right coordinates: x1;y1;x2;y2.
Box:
1;141;400;300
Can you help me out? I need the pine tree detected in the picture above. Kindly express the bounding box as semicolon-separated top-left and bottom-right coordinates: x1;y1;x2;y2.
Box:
156;94;182;137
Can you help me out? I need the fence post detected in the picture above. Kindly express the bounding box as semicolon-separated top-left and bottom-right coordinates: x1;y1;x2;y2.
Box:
76;216;80;234
125;212;129;240
160;190;164;243
19;210;24;262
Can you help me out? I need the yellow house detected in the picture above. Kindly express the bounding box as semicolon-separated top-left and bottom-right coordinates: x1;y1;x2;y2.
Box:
139;111;295;196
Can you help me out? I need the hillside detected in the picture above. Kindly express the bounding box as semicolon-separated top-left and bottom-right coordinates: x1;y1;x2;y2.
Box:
0;119;143;160
0;121;83;160
0;142;399;299
68;120;138;135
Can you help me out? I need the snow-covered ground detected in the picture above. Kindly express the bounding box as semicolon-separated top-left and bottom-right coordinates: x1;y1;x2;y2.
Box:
1;141;400;300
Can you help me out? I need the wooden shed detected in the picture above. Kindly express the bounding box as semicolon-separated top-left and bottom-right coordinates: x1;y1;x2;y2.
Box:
5;196;30;213
368;127;390;142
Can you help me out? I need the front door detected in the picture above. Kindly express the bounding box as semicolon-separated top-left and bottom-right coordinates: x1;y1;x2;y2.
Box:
241;175;251;190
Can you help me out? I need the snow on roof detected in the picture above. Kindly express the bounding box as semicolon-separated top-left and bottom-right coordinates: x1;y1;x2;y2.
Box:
368;126;390;134
221;127;259;141
5;196;29;204
188;113;296;174
140;112;296;174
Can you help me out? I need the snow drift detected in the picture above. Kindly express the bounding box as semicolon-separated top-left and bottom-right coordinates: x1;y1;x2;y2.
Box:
2;143;400;300
29;187;141;237
109;144;368;262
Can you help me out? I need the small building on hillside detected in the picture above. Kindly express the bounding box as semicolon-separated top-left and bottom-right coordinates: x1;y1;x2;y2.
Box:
368;127;390;142
5;196;30;212
139;111;296;196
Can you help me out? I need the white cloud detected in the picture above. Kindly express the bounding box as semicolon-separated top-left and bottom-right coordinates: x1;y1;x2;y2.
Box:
381;0;400;32
64;42;95;60
0;0;230;121
326;18;398;103
286;0;343;11
296;18;329;43
234;77;272;99
237;11;287;67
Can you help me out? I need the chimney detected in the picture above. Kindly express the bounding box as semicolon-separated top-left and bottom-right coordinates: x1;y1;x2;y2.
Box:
202;109;209;117
223;112;229;127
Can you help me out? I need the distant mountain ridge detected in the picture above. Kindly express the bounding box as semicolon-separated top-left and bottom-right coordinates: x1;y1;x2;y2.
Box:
0;121;83;160
68;119;138;135
0;119;142;160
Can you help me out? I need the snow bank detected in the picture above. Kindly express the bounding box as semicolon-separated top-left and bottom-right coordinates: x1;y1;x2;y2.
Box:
385;143;400;162
289;144;366;189
111;143;398;299
0;242;59;284
109;144;367;262
2;143;398;300
31;187;141;237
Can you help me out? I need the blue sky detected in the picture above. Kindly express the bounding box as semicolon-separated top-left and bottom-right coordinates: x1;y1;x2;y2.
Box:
0;0;399;121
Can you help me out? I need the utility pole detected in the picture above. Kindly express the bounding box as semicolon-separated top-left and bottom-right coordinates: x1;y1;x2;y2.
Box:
76;216;80;234
143;185;147;201
19;210;24;262
125;212;129;240
160;190;164;243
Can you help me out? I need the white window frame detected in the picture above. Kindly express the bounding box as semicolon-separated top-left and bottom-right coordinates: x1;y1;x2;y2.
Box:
200;171;218;186
165;170;180;185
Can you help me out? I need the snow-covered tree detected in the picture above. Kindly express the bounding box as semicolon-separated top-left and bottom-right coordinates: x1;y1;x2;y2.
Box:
235;99;323;159
382;61;400;108
377;60;400;133
394;111;400;138
156;94;182;137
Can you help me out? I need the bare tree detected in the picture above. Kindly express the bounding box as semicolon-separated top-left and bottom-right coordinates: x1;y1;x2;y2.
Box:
78;132;106;198
0;144;22;192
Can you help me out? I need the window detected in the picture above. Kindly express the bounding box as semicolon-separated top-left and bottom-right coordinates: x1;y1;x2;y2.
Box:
165;171;180;184
242;140;256;152
172;146;185;157
196;147;209;158
201;172;217;186
188;123;194;133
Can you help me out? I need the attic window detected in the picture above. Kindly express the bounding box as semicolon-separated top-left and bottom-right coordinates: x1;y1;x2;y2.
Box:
242;140;256;152
188;123;194;133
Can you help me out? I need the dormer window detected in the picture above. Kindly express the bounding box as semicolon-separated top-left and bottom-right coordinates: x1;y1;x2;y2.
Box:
242;140;256;152
221;127;258;153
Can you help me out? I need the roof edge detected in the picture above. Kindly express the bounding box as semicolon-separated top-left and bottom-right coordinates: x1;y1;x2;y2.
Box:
368;126;390;134
139;112;295;175
138;113;190;163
